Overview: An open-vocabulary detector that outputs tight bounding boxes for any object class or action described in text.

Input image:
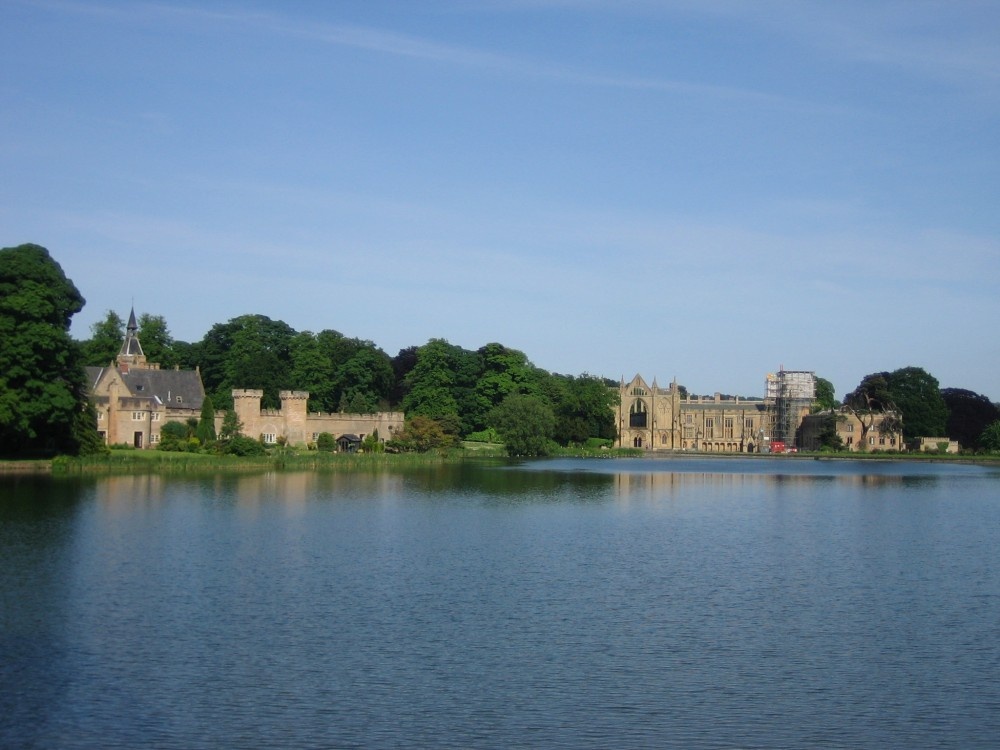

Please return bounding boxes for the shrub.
[316,432,336,452]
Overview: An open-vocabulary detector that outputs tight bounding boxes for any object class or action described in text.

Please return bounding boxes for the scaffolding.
[767,369,816,447]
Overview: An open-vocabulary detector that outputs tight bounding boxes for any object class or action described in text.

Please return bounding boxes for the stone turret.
[231,389,264,434]
[280,390,309,445]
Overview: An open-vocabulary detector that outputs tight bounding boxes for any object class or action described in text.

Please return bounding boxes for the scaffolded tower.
[766,369,816,447]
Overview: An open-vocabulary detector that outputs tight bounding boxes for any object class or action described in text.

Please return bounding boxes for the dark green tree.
[0,244,98,456]
[137,313,177,368]
[884,366,947,442]
[401,339,461,421]
[489,394,556,457]
[814,376,837,412]
[843,373,895,449]
[980,421,1000,452]
[218,408,242,442]
[79,309,124,366]
[289,332,335,412]
[941,388,1000,450]
[197,314,295,409]
[196,395,216,444]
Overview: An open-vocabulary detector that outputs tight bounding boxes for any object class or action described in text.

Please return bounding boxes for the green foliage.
[816,413,844,451]
[219,435,268,456]
[388,415,456,452]
[137,313,177,368]
[401,339,462,421]
[316,432,336,452]
[79,309,124,366]
[466,427,501,443]
[980,421,1000,453]
[489,394,556,457]
[884,366,947,441]
[158,421,195,452]
[218,409,242,442]
[196,395,216,443]
[814,377,837,411]
[361,430,384,453]
[941,388,1000,450]
[197,314,295,409]
[844,372,895,448]
[0,243,96,457]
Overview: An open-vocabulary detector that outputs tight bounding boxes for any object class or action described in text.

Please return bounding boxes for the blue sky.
[3,1,999,400]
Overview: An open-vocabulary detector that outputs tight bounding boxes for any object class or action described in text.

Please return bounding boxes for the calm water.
[2,458,999,749]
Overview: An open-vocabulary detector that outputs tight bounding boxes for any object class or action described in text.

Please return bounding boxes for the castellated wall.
[229,389,404,447]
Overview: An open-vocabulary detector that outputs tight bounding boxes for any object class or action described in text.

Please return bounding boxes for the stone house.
[86,309,404,449]
[799,409,904,452]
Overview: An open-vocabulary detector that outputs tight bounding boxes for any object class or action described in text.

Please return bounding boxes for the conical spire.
[118,306,145,361]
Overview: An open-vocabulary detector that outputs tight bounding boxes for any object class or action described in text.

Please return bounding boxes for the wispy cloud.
[20,0,827,111]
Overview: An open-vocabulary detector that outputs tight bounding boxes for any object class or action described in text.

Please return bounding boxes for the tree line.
[813,368,1000,452]
[77,308,619,457]
[4,242,999,457]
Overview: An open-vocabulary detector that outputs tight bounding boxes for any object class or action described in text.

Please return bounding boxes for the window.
[846,423,854,433]
[263,433,276,444]
[705,418,714,439]
[150,433,160,444]
[132,411,145,421]
[661,434,668,445]
[847,436,853,445]
[151,412,161,422]
[629,400,647,428]
[725,418,734,438]
[879,437,886,445]
[97,412,104,421]
[869,436,875,445]
[632,387,646,396]
[745,418,753,429]
[312,433,318,442]
[175,396,183,404]
[685,414,693,425]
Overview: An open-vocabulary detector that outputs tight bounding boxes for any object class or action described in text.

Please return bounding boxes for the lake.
[2,457,999,749]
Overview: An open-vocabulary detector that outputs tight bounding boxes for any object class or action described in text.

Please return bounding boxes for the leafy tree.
[814,377,837,412]
[941,388,1000,450]
[549,373,618,445]
[388,415,455,452]
[316,432,336,452]
[361,429,384,453]
[472,343,541,426]
[843,373,895,450]
[157,421,191,451]
[137,313,177,368]
[220,435,267,456]
[197,314,295,409]
[79,309,124,366]
[884,366,947,442]
[218,408,242,442]
[489,394,556,457]
[401,339,461,421]
[196,395,216,444]
[816,413,844,451]
[980,421,1000,453]
[0,243,98,456]
[335,346,394,412]
[289,332,335,412]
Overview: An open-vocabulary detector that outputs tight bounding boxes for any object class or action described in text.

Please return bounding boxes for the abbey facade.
[614,371,815,453]
[86,309,403,449]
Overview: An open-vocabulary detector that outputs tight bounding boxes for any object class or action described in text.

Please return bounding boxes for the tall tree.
[0,244,98,456]
[884,366,947,442]
[401,339,461,421]
[814,376,837,412]
[843,372,896,449]
[79,309,125,366]
[197,314,295,409]
[196,395,216,443]
[489,394,556,457]
[941,388,1000,450]
[137,313,177,368]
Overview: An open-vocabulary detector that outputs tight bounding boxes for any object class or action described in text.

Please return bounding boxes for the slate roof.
[122,368,205,409]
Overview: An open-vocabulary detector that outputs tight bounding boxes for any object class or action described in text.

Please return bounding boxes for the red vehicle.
[770,440,786,454]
